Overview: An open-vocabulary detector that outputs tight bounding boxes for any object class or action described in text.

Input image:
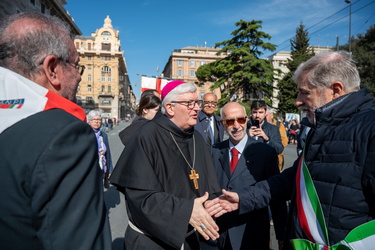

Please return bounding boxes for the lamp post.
[345,0,352,53]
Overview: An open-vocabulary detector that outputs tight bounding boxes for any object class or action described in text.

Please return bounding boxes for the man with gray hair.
[206,51,375,249]
[110,81,221,249]
[0,12,111,249]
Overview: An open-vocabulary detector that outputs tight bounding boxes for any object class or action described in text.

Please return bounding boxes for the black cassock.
[110,114,221,249]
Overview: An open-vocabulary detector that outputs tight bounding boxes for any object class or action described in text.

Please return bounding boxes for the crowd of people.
[1,11,375,250]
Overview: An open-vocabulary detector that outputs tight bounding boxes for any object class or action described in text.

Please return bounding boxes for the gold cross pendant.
[189,169,199,189]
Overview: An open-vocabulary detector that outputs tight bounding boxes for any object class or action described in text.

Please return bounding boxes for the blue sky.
[65,0,375,99]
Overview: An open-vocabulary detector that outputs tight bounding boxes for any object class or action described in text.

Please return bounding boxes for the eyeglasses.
[171,100,203,109]
[66,62,85,75]
[223,116,248,126]
[90,119,102,122]
[203,101,217,106]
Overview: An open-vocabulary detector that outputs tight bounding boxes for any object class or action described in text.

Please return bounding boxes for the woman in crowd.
[119,93,161,146]
[87,110,113,188]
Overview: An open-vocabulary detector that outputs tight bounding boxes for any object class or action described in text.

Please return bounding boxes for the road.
[105,121,299,250]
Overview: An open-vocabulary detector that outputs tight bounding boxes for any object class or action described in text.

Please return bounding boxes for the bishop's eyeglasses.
[171,100,203,109]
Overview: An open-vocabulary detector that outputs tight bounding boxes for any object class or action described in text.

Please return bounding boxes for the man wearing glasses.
[110,81,221,249]
[0,13,111,249]
[207,102,287,250]
[195,92,224,147]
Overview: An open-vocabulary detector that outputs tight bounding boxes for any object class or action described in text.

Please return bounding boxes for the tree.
[341,25,375,97]
[195,20,277,106]
[277,22,315,114]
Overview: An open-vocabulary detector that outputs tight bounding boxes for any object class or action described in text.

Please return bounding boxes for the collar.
[229,135,248,154]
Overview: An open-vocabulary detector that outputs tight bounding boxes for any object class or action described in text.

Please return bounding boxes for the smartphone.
[252,120,260,128]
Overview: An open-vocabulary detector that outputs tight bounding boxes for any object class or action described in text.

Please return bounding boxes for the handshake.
[190,190,240,241]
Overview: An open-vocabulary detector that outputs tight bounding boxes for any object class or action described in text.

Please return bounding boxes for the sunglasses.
[223,116,247,126]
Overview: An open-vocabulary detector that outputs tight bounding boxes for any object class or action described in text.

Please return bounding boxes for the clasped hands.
[190,190,239,241]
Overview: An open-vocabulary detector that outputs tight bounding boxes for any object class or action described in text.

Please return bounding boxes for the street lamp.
[345,0,352,53]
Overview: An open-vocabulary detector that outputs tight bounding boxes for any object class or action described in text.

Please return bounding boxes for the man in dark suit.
[247,100,284,155]
[195,93,224,147]
[0,13,111,249]
[211,102,287,250]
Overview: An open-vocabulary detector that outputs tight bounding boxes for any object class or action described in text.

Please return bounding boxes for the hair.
[293,51,360,92]
[136,94,161,117]
[0,12,72,79]
[87,110,102,121]
[141,89,159,99]
[250,100,267,111]
[161,82,197,114]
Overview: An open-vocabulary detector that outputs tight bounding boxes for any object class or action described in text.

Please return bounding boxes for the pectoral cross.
[189,169,199,189]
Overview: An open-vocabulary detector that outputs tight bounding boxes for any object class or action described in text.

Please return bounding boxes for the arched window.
[102,66,111,73]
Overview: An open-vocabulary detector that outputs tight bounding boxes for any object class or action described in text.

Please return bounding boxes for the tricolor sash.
[292,152,375,249]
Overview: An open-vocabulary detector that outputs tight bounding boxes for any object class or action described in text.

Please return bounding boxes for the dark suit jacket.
[211,137,287,250]
[195,111,224,147]
[0,109,111,250]
[247,120,284,154]
[101,130,113,174]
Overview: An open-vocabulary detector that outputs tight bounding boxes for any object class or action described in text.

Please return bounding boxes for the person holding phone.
[247,100,284,155]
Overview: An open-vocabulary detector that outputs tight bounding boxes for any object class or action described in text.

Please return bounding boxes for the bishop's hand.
[205,189,240,218]
[190,192,219,241]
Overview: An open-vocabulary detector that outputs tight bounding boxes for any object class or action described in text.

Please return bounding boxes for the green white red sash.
[292,152,375,249]
[0,67,86,134]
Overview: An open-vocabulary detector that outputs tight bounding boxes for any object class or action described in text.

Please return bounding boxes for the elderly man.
[0,13,111,249]
[207,51,375,249]
[195,92,224,147]
[208,102,286,250]
[110,81,221,249]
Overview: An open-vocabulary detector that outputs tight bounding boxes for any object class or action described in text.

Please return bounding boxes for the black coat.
[237,88,375,248]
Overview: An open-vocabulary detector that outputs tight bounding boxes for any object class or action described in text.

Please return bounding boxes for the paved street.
[105,121,299,250]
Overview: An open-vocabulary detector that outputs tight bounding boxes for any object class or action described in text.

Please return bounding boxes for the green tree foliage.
[341,25,375,97]
[195,20,277,106]
[277,22,315,114]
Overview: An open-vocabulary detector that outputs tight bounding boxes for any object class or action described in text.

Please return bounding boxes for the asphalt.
[105,121,299,250]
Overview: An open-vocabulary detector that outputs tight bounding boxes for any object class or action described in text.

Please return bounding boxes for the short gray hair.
[87,110,102,121]
[293,51,360,92]
[0,12,72,79]
[161,82,197,114]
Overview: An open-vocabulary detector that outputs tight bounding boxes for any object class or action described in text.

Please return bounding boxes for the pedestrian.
[206,102,287,250]
[0,12,111,249]
[87,110,113,188]
[195,92,224,147]
[119,93,161,146]
[110,81,221,249]
[288,119,299,144]
[267,108,289,171]
[206,51,375,249]
[247,100,284,155]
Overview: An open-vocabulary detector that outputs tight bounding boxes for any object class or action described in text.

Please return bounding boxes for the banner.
[141,76,173,95]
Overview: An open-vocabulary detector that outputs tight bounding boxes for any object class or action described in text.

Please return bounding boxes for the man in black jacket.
[207,51,375,249]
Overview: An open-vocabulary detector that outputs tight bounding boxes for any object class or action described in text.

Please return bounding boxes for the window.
[177,70,184,77]
[189,70,196,77]
[190,60,196,67]
[88,67,92,71]
[101,85,105,93]
[75,42,79,49]
[108,76,111,82]
[88,56,92,60]
[102,43,111,51]
[102,66,111,73]
[88,43,91,50]
[86,97,94,104]
[88,75,92,82]
[101,31,112,38]
[102,98,111,104]
[177,60,184,66]
[101,75,106,82]
[88,85,92,92]
[108,86,111,93]
[101,56,111,61]
[200,61,206,66]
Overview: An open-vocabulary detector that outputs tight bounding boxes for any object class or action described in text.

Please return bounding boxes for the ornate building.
[74,16,135,119]
[0,0,81,36]
[162,46,229,99]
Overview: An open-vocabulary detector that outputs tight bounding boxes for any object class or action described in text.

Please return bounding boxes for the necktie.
[230,147,239,173]
[207,117,214,145]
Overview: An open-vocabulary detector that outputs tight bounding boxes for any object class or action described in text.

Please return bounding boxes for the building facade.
[0,0,81,36]
[162,46,229,99]
[74,16,134,120]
